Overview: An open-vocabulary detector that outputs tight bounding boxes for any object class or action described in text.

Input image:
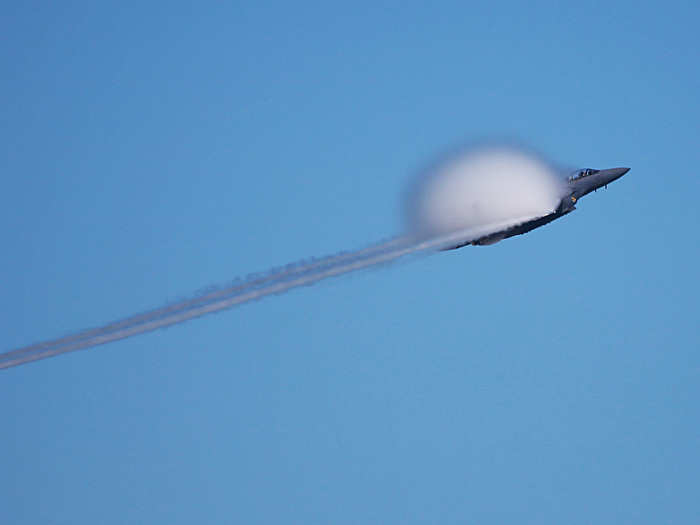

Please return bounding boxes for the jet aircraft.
[447,166,630,249]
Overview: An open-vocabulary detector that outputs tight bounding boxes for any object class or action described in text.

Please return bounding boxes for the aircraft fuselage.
[450,166,629,248]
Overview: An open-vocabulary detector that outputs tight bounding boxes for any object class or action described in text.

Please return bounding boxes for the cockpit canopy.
[568,168,599,181]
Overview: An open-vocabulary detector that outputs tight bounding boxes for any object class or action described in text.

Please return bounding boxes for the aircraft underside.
[446,207,574,249]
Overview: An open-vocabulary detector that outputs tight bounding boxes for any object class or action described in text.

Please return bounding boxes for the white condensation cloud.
[408,146,565,236]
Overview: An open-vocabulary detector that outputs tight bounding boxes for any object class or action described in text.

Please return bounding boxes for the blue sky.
[2,1,699,523]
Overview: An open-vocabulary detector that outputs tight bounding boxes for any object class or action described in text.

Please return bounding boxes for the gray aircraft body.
[449,166,630,248]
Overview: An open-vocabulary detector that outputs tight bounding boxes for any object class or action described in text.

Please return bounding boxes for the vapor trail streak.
[0,236,406,365]
[1,217,534,370]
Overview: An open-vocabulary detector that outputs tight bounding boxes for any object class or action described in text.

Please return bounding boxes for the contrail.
[0,218,533,370]
[2,236,406,365]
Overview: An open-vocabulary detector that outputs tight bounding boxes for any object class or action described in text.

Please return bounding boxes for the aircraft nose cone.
[604,167,630,183]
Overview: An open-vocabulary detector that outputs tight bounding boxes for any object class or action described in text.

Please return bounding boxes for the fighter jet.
[447,166,630,248]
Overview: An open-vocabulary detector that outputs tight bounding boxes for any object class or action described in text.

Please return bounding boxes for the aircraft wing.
[439,212,558,250]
